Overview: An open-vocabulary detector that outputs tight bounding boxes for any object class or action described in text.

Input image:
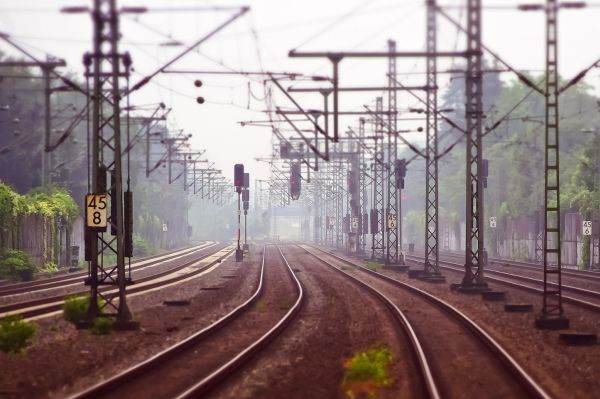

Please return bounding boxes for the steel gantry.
[423,0,444,281]
[460,0,487,291]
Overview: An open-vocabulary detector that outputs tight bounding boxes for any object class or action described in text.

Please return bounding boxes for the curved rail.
[70,243,304,399]
[298,245,441,399]
[0,243,231,319]
[0,242,215,296]
[314,246,551,399]
[406,254,600,313]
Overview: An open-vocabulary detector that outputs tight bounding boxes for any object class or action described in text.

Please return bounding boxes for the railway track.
[0,242,232,320]
[308,245,551,399]
[441,250,600,282]
[0,241,215,297]
[295,244,440,399]
[68,244,303,399]
[405,253,600,313]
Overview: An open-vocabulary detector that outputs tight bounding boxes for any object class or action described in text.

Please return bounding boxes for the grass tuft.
[90,317,114,335]
[342,346,394,398]
[364,262,381,271]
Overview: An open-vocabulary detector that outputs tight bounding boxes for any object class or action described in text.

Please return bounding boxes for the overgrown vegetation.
[342,346,394,399]
[0,315,36,354]
[0,183,79,224]
[0,249,35,281]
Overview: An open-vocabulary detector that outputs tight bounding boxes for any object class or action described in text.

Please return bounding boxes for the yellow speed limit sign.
[86,194,108,230]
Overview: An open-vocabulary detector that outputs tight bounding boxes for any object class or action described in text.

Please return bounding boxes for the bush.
[90,317,114,335]
[343,346,393,398]
[63,295,97,325]
[132,234,153,257]
[0,315,36,354]
[0,249,35,281]
[39,261,58,275]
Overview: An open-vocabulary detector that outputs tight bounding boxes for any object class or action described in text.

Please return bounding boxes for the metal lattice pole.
[538,0,568,328]
[86,0,134,325]
[461,0,487,290]
[386,40,402,265]
[423,0,443,279]
[372,97,385,260]
[359,118,368,255]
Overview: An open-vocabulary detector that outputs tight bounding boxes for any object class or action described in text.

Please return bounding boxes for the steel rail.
[175,244,304,398]
[406,254,600,313]
[449,251,600,282]
[298,245,441,399]
[314,246,552,399]
[0,243,232,319]
[69,243,303,399]
[0,242,215,296]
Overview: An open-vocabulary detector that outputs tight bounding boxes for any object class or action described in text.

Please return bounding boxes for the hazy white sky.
[1,0,600,184]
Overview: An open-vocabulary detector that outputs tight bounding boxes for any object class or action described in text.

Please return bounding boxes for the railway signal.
[243,172,250,252]
[234,163,244,262]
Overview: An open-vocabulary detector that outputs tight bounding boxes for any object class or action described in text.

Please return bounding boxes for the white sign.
[583,220,592,236]
[162,223,168,232]
[490,216,497,229]
[387,214,397,229]
[86,194,108,229]
[351,217,359,230]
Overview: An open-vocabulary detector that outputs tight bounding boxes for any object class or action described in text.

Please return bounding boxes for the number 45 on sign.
[583,220,592,236]
[86,194,108,229]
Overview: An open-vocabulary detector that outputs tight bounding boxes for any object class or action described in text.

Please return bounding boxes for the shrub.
[90,317,114,335]
[63,295,95,325]
[0,249,35,281]
[132,234,153,257]
[343,346,393,398]
[0,315,36,354]
[39,261,58,275]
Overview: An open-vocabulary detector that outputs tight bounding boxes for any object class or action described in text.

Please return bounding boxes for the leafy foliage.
[0,315,36,354]
[0,182,79,223]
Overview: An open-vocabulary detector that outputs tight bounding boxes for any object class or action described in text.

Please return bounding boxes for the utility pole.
[372,97,385,261]
[422,0,445,282]
[459,0,487,292]
[538,0,569,329]
[84,0,136,328]
[386,40,403,267]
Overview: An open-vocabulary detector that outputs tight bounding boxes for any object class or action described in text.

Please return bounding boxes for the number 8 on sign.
[86,194,108,230]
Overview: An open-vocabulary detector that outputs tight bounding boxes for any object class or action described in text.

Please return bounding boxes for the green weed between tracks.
[342,346,394,399]
[364,262,381,271]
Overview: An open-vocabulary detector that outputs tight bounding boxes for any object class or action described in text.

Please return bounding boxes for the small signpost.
[583,220,592,236]
[387,214,397,230]
[85,193,107,229]
[490,216,497,229]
